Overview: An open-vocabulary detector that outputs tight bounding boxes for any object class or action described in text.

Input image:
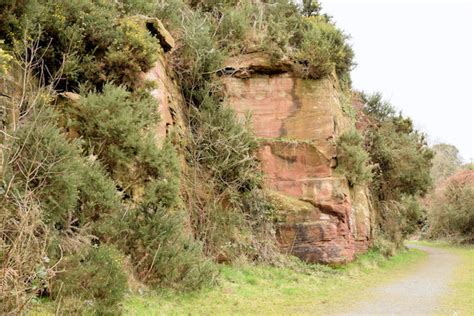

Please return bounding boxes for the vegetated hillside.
[0,0,432,313]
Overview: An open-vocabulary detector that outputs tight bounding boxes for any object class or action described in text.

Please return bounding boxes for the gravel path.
[339,244,461,315]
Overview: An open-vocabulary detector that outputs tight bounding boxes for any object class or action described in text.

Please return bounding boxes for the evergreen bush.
[362,92,433,246]
[1,0,159,90]
[6,106,83,225]
[51,245,128,315]
[336,129,373,186]
[295,16,354,79]
[63,84,159,190]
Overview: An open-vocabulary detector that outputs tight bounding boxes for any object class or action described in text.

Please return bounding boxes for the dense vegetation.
[0,0,356,312]
[0,0,441,314]
[355,92,433,251]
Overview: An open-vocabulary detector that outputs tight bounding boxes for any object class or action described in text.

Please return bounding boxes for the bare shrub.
[0,196,56,314]
[426,170,474,243]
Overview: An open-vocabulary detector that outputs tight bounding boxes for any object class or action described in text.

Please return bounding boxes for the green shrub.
[102,17,161,86]
[77,159,122,235]
[294,16,354,79]
[6,106,83,225]
[63,84,159,190]
[362,92,396,122]
[51,245,128,315]
[0,86,122,312]
[191,98,261,193]
[173,10,225,103]
[217,3,252,52]
[336,129,373,186]
[5,101,123,233]
[260,0,303,61]
[2,0,159,90]
[367,118,433,200]
[398,195,426,236]
[147,0,188,30]
[301,0,322,17]
[186,94,278,262]
[362,92,433,246]
[62,84,215,287]
[376,195,425,245]
[119,205,216,290]
[115,142,216,289]
[372,235,397,257]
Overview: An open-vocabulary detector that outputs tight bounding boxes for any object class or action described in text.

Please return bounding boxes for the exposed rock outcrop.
[142,53,186,147]
[132,16,175,52]
[223,54,373,263]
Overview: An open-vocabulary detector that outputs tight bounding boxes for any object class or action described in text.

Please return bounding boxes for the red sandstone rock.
[142,54,186,147]
[224,54,372,264]
[258,141,332,196]
[223,75,350,162]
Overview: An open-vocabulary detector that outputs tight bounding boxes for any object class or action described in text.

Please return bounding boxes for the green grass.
[124,248,427,315]
[411,240,474,315]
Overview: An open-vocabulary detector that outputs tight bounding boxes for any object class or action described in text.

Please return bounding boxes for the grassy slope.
[124,249,427,315]
[411,240,474,315]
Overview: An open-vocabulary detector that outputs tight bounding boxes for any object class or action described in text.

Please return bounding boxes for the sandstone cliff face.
[142,53,187,148]
[223,54,372,263]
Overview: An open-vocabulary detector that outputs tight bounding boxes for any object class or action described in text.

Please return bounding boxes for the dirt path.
[338,244,461,315]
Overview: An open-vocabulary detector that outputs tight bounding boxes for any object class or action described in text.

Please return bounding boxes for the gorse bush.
[367,117,433,200]
[186,97,277,262]
[112,140,216,290]
[361,92,433,246]
[0,56,212,314]
[172,11,225,104]
[62,84,160,190]
[77,159,121,236]
[0,91,123,313]
[295,16,354,80]
[51,245,128,315]
[169,0,353,98]
[362,92,396,122]
[119,205,216,289]
[0,0,160,90]
[191,99,260,193]
[6,106,83,226]
[5,103,122,230]
[336,128,373,186]
[63,85,215,288]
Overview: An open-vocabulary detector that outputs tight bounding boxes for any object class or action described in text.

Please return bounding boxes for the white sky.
[319,0,474,162]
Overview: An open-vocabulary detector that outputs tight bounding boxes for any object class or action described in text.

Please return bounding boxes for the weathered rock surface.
[223,54,372,263]
[143,53,186,146]
[132,16,175,52]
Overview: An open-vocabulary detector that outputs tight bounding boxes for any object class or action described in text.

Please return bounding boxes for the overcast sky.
[319,0,473,162]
